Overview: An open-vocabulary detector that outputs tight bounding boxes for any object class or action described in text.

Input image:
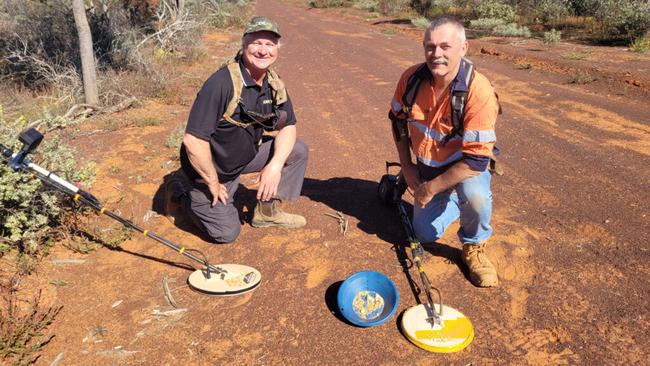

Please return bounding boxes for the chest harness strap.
[391,58,475,146]
[220,53,288,129]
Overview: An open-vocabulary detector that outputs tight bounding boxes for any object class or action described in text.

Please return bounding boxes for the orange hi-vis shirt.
[390,63,499,169]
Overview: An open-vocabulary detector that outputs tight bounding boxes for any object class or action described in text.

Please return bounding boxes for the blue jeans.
[413,170,493,244]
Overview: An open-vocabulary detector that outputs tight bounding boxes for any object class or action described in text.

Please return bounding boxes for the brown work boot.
[164,174,188,219]
[462,243,499,288]
[251,199,306,228]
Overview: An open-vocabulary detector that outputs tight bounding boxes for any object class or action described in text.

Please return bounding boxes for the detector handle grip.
[0,143,13,161]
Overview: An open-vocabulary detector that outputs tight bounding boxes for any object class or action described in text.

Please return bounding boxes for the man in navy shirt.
[167,16,308,243]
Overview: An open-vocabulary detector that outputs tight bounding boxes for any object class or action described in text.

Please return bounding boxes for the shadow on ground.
[74,224,197,272]
[151,172,260,243]
[302,176,469,296]
[324,281,355,326]
[150,174,470,297]
[302,176,403,242]
[372,18,413,25]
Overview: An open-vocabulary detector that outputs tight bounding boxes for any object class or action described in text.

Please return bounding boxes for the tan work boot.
[462,243,499,288]
[251,200,306,228]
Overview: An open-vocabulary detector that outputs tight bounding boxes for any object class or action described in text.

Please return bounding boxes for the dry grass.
[569,71,596,84]
[0,288,61,365]
[565,51,591,60]
[630,36,650,53]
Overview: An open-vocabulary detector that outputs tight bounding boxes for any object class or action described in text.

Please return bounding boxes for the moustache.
[432,58,448,65]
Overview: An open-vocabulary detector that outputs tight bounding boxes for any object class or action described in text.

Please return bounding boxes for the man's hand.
[256,124,295,202]
[414,181,436,208]
[196,178,228,206]
[257,161,282,201]
[184,133,226,206]
[209,181,229,206]
[412,161,481,208]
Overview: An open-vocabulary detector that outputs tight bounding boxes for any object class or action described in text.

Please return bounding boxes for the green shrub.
[0,0,216,96]
[0,106,96,272]
[412,17,431,29]
[410,0,457,18]
[307,0,351,8]
[536,0,571,24]
[198,0,254,28]
[565,51,590,60]
[516,62,533,69]
[352,0,379,12]
[492,23,532,37]
[410,0,427,15]
[0,290,61,365]
[630,37,650,53]
[544,28,562,44]
[380,26,398,34]
[469,17,507,31]
[568,0,601,16]
[167,125,185,150]
[0,0,143,87]
[474,0,516,23]
[351,0,408,15]
[135,117,161,127]
[0,0,83,94]
[376,0,410,15]
[428,0,457,18]
[569,71,595,84]
[595,0,650,41]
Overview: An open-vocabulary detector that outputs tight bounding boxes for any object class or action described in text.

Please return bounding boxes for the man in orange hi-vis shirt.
[388,16,500,287]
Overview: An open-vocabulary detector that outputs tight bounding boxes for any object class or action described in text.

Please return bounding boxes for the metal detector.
[378,162,473,353]
[0,128,261,296]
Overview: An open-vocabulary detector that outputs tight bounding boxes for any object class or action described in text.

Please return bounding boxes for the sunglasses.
[238,101,287,130]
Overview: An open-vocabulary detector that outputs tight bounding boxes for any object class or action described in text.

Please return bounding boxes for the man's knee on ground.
[206,225,241,244]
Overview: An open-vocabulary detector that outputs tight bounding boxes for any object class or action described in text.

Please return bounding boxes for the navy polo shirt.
[180,59,296,182]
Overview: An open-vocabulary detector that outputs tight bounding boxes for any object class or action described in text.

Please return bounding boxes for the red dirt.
[5,0,649,365]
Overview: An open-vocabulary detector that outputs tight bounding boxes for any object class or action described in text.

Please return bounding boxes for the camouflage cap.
[243,16,281,38]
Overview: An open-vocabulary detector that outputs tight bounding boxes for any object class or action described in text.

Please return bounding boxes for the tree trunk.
[72,0,99,106]
[177,0,185,13]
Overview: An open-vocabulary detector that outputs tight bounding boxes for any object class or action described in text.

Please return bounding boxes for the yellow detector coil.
[401,303,474,353]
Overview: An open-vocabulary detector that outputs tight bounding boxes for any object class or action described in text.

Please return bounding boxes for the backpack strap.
[390,63,430,142]
[220,54,288,129]
[441,57,474,146]
[267,69,288,105]
[401,63,431,114]
[222,61,249,128]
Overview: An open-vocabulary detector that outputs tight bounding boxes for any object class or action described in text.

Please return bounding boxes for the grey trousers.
[181,138,308,243]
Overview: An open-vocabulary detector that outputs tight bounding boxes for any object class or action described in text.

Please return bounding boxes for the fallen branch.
[151,308,187,317]
[96,349,139,357]
[162,276,179,308]
[49,352,64,366]
[26,96,139,133]
[324,211,349,235]
[50,259,87,265]
[63,103,99,119]
[102,96,139,115]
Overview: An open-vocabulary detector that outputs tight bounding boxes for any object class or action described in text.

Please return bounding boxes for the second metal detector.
[378,162,474,353]
[1,128,260,296]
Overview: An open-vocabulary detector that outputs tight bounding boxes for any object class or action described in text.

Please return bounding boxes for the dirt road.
[28,0,649,364]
